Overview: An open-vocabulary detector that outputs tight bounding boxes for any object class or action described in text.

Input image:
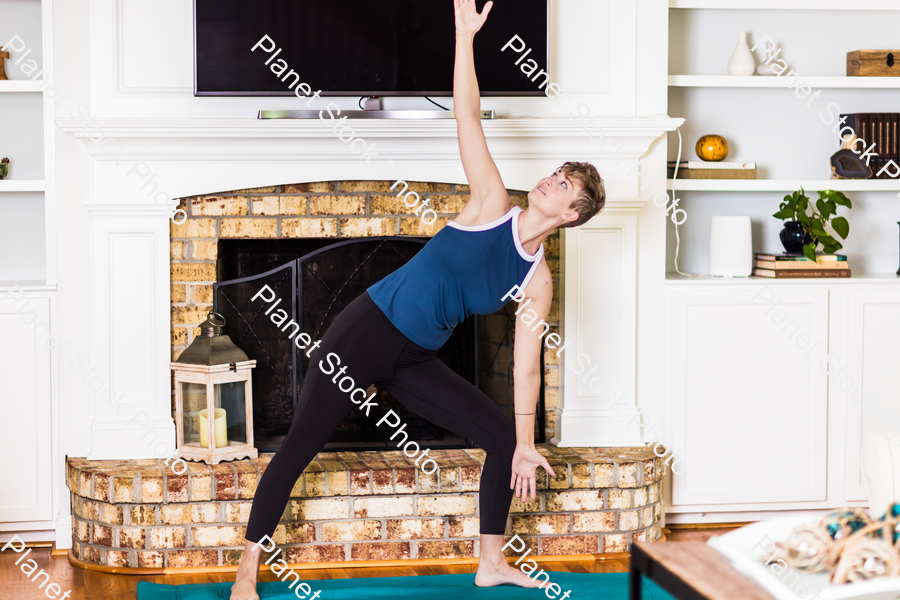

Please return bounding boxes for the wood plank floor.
[1,528,737,599]
[1,549,628,600]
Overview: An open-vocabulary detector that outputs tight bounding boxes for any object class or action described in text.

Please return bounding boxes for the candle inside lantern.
[199,408,228,448]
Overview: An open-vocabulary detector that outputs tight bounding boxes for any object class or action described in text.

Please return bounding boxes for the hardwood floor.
[2,526,742,599]
[1,548,629,600]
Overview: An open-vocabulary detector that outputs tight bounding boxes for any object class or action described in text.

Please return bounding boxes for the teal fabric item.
[137,572,676,600]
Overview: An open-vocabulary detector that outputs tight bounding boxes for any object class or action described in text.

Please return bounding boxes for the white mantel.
[57,117,677,200]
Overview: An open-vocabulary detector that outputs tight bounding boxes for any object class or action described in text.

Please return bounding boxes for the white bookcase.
[0,0,60,542]
[666,3,900,275]
[0,0,56,286]
[663,2,900,522]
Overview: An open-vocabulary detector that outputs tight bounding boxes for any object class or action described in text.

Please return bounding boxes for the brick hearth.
[66,446,666,569]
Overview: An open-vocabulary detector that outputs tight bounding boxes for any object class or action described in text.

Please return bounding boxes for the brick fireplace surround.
[65,180,667,570]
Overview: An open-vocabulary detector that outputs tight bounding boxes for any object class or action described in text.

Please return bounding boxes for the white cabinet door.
[838,288,900,503]
[0,295,52,522]
[668,285,829,507]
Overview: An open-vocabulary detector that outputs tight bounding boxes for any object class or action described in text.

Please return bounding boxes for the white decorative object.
[709,516,900,600]
[708,215,752,277]
[728,31,756,76]
[171,312,258,465]
[861,430,900,520]
[757,47,780,76]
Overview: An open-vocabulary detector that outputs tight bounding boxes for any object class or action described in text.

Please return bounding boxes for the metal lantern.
[171,312,257,465]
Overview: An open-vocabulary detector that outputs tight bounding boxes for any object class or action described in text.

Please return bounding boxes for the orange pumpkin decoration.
[696,135,729,162]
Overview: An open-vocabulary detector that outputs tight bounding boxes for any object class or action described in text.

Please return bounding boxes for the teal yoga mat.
[137,572,675,600]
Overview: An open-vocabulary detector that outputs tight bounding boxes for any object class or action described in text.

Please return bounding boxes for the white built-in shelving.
[666,3,900,275]
[0,179,46,192]
[665,273,900,284]
[669,75,900,88]
[0,0,56,285]
[664,0,900,524]
[0,80,45,93]
[667,179,900,192]
[670,0,900,9]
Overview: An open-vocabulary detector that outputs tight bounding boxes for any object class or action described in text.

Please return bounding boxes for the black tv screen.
[194,0,549,96]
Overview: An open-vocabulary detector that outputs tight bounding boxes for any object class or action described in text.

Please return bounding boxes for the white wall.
[52,0,95,543]
[0,193,45,282]
[1,1,44,80]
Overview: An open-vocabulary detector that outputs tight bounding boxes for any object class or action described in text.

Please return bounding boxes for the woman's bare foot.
[230,577,259,600]
[474,554,543,588]
[230,540,264,600]
[474,533,543,588]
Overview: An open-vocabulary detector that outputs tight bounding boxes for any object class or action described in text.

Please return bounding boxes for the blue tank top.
[367,206,544,351]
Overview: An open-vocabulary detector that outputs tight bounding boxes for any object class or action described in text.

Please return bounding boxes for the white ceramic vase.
[727,31,756,76]
[757,47,779,75]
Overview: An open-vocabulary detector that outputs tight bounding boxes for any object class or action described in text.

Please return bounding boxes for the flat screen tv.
[194,0,549,97]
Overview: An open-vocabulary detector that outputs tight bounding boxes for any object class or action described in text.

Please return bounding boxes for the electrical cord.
[425,96,450,111]
[669,127,696,277]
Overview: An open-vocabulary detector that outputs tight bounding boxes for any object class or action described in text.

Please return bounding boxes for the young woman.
[230,1,605,597]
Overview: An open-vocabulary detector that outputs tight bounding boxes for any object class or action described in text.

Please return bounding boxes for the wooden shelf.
[0,80,44,93]
[667,179,900,192]
[0,180,45,192]
[669,75,900,88]
[670,0,900,9]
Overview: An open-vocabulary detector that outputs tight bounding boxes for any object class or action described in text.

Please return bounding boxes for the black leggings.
[245,292,517,541]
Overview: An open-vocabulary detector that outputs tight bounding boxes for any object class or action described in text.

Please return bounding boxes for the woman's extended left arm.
[510,261,557,501]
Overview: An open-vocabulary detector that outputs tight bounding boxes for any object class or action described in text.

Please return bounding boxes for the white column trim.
[87,211,175,459]
[553,208,644,447]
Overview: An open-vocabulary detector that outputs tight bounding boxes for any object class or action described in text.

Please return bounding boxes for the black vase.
[780,221,813,254]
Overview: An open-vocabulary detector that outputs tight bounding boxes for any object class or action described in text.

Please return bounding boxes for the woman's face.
[528,168,581,221]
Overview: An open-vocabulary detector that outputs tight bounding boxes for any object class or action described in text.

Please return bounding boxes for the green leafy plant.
[773,187,852,261]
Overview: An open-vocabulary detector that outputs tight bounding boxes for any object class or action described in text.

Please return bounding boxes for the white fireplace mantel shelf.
[57,116,682,141]
[56,116,682,201]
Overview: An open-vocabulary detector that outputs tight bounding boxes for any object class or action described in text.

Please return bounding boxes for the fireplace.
[212,235,545,452]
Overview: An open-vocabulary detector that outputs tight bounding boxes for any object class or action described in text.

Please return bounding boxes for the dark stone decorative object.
[780,221,813,254]
[830,149,873,179]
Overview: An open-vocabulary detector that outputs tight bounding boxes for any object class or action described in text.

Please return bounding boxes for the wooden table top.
[633,541,778,600]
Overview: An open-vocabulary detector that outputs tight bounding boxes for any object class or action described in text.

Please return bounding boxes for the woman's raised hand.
[454,0,493,38]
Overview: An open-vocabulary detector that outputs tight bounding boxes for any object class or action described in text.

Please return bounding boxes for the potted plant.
[0,157,8,180]
[772,187,851,261]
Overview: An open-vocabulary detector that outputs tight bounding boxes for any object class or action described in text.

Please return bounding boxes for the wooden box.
[847,50,900,76]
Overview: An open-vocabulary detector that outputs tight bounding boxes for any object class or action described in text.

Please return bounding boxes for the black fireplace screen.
[213,236,544,452]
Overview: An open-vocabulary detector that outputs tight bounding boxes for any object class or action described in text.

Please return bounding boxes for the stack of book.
[838,114,897,178]
[667,161,757,180]
[753,253,851,278]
